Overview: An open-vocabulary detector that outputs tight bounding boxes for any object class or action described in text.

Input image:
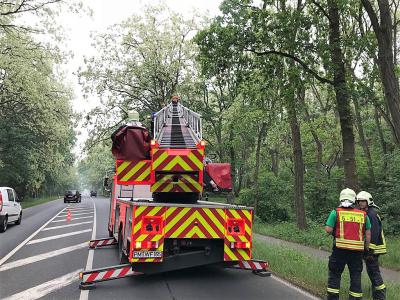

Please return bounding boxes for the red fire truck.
[79,99,269,288]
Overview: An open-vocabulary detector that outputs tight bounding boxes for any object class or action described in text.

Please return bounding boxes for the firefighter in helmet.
[356,191,387,300]
[325,188,371,300]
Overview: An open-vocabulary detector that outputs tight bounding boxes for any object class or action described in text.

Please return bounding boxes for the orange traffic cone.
[67,209,72,222]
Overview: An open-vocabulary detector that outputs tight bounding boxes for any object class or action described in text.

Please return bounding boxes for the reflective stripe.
[374,249,387,254]
[327,288,339,294]
[349,291,363,297]
[375,284,386,290]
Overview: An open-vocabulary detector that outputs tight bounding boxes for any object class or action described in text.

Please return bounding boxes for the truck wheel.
[0,216,7,233]
[15,213,22,225]
[118,231,129,264]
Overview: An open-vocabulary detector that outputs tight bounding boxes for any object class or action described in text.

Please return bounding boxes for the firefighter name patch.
[133,251,162,258]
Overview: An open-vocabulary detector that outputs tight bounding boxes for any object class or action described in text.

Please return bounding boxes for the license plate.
[133,251,162,258]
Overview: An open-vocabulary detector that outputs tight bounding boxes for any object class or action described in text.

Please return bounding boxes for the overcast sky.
[53,0,222,155]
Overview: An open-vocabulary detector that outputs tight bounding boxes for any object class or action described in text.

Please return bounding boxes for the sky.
[54,0,222,156]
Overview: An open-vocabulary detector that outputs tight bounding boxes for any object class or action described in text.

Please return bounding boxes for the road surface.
[0,196,319,300]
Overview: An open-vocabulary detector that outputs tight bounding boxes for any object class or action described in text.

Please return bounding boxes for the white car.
[0,187,22,232]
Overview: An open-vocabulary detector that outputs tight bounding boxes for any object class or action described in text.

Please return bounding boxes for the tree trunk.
[253,122,268,213]
[228,124,236,195]
[361,0,400,145]
[328,0,359,190]
[286,81,306,230]
[374,106,388,176]
[353,97,376,187]
[269,148,279,176]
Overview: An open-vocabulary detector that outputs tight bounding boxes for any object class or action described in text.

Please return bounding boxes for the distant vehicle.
[0,187,22,232]
[90,190,97,197]
[64,190,81,203]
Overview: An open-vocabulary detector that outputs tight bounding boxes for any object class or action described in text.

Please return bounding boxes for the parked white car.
[0,187,22,232]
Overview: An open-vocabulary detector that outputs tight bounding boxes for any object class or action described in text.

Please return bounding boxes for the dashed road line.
[0,207,66,266]
[56,212,93,217]
[2,269,82,300]
[27,229,92,245]
[79,198,97,300]
[43,221,93,231]
[0,243,87,272]
[51,216,93,223]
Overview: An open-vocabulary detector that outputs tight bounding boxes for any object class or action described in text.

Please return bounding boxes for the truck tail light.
[226,218,245,236]
[230,241,251,249]
[135,241,159,249]
[141,216,163,234]
[0,193,2,212]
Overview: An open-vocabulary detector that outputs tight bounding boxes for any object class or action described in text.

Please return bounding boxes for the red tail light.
[134,241,159,249]
[226,218,245,236]
[141,216,163,234]
[0,193,2,212]
[230,241,251,249]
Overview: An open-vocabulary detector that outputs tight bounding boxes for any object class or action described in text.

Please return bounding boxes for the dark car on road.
[90,190,97,197]
[64,190,81,203]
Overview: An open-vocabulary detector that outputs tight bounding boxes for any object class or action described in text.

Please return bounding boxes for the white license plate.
[133,251,162,258]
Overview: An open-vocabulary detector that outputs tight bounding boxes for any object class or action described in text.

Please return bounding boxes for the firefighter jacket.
[367,207,387,255]
[334,208,367,251]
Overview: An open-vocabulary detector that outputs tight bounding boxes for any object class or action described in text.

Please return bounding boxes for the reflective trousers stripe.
[349,291,363,297]
[327,287,339,294]
[375,284,386,290]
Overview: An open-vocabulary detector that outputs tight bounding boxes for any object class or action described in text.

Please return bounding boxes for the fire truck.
[79,99,269,288]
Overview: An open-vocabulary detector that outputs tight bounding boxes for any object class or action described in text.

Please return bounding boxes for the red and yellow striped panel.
[116,160,152,185]
[152,149,204,172]
[131,206,165,263]
[224,209,252,261]
[151,173,203,193]
[165,207,225,239]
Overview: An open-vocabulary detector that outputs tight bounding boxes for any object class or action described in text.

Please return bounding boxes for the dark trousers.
[327,248,363,300]
[365,254,386,299]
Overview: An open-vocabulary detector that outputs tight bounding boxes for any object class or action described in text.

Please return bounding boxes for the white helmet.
[339,188,356,208]
[128,110,140,122]
[357,191,379,209]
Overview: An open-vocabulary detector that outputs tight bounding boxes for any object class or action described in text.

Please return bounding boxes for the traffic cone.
[67,209,72,222]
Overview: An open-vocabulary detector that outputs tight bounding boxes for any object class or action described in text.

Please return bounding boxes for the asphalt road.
[0,196,319,300]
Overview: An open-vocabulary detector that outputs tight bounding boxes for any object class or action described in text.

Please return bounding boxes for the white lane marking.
[27,229,92,245]
[2,269,82,300]
[56,212,93,218]
[0,207,66,266]
[43,221,93,231]
[51,216,92,223]
[271,275,322,300]
[79,198,97,300]
[0,243,87,272]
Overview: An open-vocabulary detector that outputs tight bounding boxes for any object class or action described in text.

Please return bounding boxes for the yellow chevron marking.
[164,156,191,171]
[121,161,146,181]
[224,245,239,260]
[187,152,203,169]
[237,249,251,260]
[135,206,148,217]
[162,184,174,192]
[242,209,252,221]
[169,211,219,238]
[198,149,204,155]
[187,226,206,238]
[176,181,192,192]
[153,151,169,169]
[151,175,173,191]
[226,235,236,242]
[136,166,151,181]
[165,207,191,232]
[117,161,131,174]
[218,209,226,221]
[134,221,142,234]
[153,149,158,155]
[182,175,202,191]
[204,209,225,234]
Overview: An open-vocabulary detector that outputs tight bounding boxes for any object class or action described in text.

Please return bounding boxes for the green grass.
[253,240,400,299]
[21,195,60,209]
[253,221,400,271]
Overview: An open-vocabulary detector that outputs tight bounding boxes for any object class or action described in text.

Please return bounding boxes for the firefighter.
[356,191,387,300]
[325,188,371,300]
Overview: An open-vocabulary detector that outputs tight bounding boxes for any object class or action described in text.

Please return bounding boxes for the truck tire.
[118,230,129,264]
[15,213,22,225]
[0,216,7,233]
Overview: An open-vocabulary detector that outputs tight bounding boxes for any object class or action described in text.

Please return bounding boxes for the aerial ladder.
[79,97,269,289]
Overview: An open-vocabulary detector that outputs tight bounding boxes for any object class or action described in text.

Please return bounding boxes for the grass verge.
[21,195,60,209]
[253,240,400,300]
[253,221,400,271]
